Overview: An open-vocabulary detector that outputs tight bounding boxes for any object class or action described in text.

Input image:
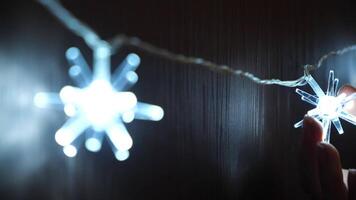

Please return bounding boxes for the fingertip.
[338,85,355,96]
[338,85,356,116]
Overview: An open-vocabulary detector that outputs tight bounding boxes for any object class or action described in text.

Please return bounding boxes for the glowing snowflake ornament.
[34,44,164,161]
[295,70,356,143]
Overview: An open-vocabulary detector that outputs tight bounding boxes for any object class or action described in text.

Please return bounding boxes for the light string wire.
[37,0,356,88]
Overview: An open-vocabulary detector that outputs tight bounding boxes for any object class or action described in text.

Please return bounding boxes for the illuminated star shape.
[295,70,356,143]
[34,44,164,161]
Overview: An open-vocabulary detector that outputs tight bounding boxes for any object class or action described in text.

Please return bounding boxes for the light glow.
[85,137,102,152]
[295,70,356,143]
[346,101,355,110]
[34,93,49,108]
[115,150,130,161]
[35,47,164,160]
[63,145,77,157]
[64,104,76,117]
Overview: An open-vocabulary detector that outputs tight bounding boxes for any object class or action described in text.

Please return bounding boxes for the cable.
[36,0,356,88]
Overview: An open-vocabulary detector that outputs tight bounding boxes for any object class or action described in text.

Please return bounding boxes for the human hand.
[300,85,356,200]
[301,116,348,199]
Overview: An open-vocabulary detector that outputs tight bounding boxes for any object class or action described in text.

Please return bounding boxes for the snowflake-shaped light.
[34,43,164,161]
[295,70,356,143]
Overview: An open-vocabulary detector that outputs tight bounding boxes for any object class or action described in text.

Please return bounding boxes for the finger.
[317,143,347,200]
[339,85,356,96]
[301,116,323,199]
[348,169,356,200]
[338,85,356,116]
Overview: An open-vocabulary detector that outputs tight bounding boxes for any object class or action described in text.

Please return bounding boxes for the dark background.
[0,0,356,199]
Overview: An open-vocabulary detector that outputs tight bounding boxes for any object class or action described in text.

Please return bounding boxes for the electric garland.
[294,71,356,143]
[35,0,356,160]
[35,48,164,160]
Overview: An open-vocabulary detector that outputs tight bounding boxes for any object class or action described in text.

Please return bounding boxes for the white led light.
[295,70,356,143]
[64,104,76,117]
[59,85,78,103]
[134,103,164,121]
[85,137,102,152]
[316,95,340,119]
[33,92,49,108]
[126,71,138,83]
[147,105,164,121]
[122,110,135,123]
[35,47,164,160]
[115,150,129,161]
[69,65,81,77]
[63,145,77,157]
[66,47,80,60]
[96,46,110,58]
[127,53,140,66]
[55,129,69,146]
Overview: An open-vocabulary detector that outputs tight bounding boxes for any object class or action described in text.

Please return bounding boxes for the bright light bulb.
[59,85,77,103]
[295,70,356,143]
[55,129,70,146]
[122,111,135,123]
[64,104,76,117]
[316,95,341,119]
[126,71,138,83]
[66,47,80,60]
[96,45,110,58]
[107,123,133,151]
[148,106,164,121]
[77,80,137,131]
[34,92,49,108]
[115,150,129,161]
[85,138,102,152]
[35,49,164,160]
[69,65,81,77]
[63,145,77,157]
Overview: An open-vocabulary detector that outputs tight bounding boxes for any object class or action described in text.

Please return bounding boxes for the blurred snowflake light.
[34,44,164,161]
[295,70,356,143]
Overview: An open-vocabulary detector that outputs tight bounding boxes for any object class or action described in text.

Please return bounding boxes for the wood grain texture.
[0,0,356,199]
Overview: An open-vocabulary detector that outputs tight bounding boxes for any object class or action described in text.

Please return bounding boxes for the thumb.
[301,116,323,199]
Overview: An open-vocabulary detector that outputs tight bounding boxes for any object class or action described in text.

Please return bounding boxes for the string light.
[294,70,356,143]
[35,46,164,160]
[36,0,356,89]
[35,0,356,157]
